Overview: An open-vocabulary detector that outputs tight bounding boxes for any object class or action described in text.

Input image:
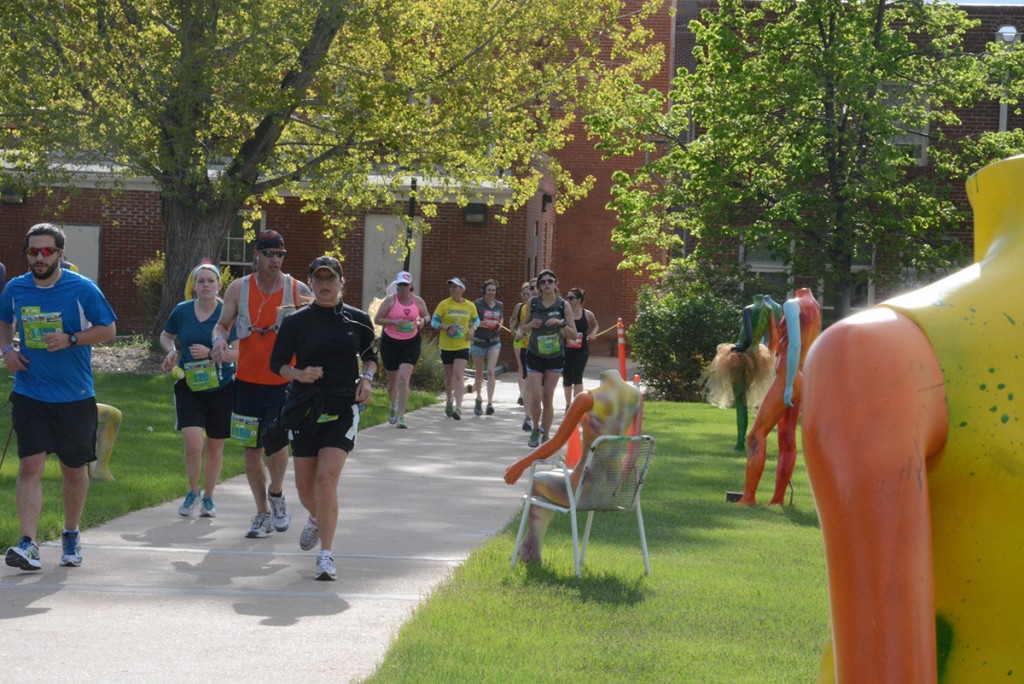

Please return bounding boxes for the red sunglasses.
[25,246,60,257]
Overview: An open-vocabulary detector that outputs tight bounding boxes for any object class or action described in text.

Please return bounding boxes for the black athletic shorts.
[290,403,359,456]
[380,333,422,371]
[233,380,288,449]
[525,351,564,374]
[440,348,470,365]
[174,380,234,439]
[11,392,98,468]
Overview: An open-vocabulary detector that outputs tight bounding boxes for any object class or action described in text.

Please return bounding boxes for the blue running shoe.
[199,496,217,517]
[60,530,82,567]
[178,490,200,516]
[6,536,41,571]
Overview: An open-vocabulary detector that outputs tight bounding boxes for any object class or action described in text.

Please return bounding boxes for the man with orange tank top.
[212,230,310,539]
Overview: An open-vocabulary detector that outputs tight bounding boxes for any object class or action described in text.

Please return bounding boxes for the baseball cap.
[393,271,413,287]
[447,277,466,290]
[254,230,286,251]
[309,255,343,278]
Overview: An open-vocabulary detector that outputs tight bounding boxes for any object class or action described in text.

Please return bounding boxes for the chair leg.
[570,507,582,578]
[636,502,651,575]
[511,496,532,569]
[580,510,595,569]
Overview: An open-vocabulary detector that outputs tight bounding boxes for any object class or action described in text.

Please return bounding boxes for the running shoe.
[517,396,524,406]
[452,407,462,420]
[474,398,483,416]
[268,492,291,532]
[528,429,542,448]
[522,418,533,432]
[199,496,217,517]
[299,517,320,551]
[60,530,82,567]
[445,399,453,417]
[245,512,272,538]
[486,403,494,415]
[178,490,200,517]
[6,536,41,571]
[542,434,549,444]
[396,416,408,429]
[388,406,398,425]
[315,551,337,581]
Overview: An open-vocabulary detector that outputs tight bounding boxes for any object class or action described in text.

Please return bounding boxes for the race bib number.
[395,320,416,334]
[184,359,219,392]
[21,307,63,350]
[231,413,260,447]
[536,333,563,357]
[566,333,583,349]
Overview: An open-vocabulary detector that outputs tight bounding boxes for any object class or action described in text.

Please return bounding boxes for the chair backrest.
[574,435,655,512]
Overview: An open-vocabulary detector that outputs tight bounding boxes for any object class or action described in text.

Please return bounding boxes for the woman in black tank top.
[562,287,599,409]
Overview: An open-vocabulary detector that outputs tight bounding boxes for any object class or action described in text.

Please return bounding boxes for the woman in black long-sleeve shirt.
[270,256,378,581]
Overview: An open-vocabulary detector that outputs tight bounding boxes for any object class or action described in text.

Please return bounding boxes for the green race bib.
[536,332,562,357]
[230,413,259,447]
[184,359,219,392]
[21,307,62,350]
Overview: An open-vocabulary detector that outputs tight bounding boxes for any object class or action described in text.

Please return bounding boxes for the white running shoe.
[299,517,320,551]
[245,512,272,538]
[268,493,291,532]
[315,552,337,581]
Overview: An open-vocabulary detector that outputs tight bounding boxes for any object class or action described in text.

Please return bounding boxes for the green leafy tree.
[0,0,663,329]
[590,0,986,318]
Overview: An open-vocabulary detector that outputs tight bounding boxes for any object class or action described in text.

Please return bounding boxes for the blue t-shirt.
[0,270,117,403]
[163,299,236,391]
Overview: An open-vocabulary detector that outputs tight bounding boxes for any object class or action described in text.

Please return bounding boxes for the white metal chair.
[510,434,656,577]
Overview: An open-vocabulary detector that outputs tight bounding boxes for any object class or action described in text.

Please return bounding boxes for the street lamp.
[996,25,1019,132]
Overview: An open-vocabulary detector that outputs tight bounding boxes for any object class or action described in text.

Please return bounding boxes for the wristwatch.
[68,333,78,346]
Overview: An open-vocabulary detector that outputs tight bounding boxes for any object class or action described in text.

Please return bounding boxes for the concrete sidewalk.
[0,353,635,682]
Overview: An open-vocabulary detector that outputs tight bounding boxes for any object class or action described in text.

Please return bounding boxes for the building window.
[741,238,791,298]
[883,84,929,165]
[219,213,264,278]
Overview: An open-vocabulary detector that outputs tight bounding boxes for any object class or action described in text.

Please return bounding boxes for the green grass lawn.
[364,402,830,683]
[0,372,830,681]
[0,371,436,544]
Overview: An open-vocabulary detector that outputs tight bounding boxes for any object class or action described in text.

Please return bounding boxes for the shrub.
[410,334,445,394]
[134,253,235,332]
[629,280,738,401]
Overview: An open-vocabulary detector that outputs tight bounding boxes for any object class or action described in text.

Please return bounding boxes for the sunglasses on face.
[25,246,60,257]
[566,296,579,301]
[538,278,555,285]
[260,249,287,259]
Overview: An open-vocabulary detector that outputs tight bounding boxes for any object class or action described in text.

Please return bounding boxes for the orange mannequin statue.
[504,369,643,563]
[702,294,780,450]
[736,287,820,505]
[802,155,1024,682]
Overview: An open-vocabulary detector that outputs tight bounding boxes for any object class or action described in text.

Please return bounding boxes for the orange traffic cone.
[565,425,583,467]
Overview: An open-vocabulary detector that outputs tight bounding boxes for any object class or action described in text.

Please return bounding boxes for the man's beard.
[32,261,58,282]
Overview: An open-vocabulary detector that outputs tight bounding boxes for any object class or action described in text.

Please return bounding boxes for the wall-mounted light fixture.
[465,203,487,224]
[996,25,1019,44]
[996,26,1019,132]
[1,188,23,205]
[541,193,553,213]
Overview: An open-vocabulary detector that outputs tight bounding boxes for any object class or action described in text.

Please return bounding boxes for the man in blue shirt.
[0,223,117,571]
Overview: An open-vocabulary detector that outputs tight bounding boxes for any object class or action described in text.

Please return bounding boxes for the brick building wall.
[552,0,677,356]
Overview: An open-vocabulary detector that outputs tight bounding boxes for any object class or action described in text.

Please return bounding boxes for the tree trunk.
[149,197,239,335]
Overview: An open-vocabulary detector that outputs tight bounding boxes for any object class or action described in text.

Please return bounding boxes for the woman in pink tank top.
[373,271,429,428]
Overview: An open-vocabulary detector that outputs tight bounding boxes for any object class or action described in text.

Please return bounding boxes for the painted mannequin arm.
[504,392,594,484]
[733,306,754,352]
[783,299,801,406]
[801,308,947,683]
